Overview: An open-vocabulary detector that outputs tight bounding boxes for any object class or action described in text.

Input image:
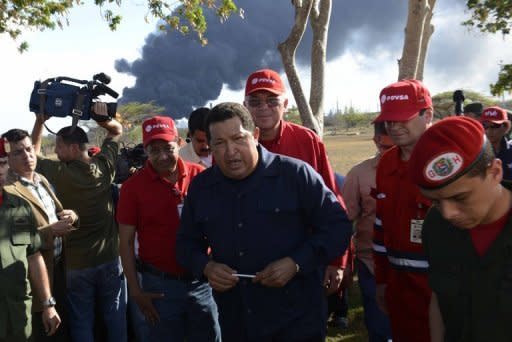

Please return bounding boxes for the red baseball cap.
[409,116,486,189]
[480,106,509,124]
[373,79,432,122]
[142,116,178,147]
[0,138,6,158]
[245,69,285,96]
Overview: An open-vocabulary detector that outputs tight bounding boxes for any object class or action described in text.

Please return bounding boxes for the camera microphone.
[453,90,465,116]
[93,72,111,85]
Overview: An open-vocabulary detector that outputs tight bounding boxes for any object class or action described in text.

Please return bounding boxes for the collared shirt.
[176,146,352,339]
[117,158,204,275]
[179,142,212,168]
[19,173,61,257]
[341,154,381,274]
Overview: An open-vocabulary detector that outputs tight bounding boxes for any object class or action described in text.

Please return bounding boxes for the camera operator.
[31,103,127,342]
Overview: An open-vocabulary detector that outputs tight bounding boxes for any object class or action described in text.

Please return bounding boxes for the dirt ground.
[324,132,376,176]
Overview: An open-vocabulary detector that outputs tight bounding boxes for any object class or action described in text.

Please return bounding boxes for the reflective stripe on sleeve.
[387,256,429,272]
[373,242,387,255]
[374,217,383,231]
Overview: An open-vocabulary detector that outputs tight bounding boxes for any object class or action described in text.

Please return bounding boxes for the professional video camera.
[115,143,147,184]
[29,73,119,129]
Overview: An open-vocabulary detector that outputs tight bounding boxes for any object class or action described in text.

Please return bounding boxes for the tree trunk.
[278,0,320,135]
[398,0,435,81]
[416,0,436,80]
[309,0,331,137]
[279,0,331,138]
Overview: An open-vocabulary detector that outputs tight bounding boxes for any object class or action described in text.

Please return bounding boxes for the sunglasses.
[482,122,505,129]
[246,97,283,108]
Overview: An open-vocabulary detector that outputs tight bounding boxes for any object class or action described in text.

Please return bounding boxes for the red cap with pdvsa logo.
[245,69,286,96]
[409,116,486,189]
[480,106,509,124]
[142,116,178,147]
[373,79,432,123]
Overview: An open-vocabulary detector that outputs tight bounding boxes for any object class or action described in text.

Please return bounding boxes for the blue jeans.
[66,258,127,342]
[141,272,221,341]
[127,272,149,342]
[356,259,392,342]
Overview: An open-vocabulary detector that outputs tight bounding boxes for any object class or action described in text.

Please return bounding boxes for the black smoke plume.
[116,0,410,118]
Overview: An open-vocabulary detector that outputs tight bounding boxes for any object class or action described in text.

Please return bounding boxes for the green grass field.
[324,132,375,341]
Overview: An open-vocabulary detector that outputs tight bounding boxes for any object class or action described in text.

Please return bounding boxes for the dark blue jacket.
[497,137,512,181]
[176,146,352,340]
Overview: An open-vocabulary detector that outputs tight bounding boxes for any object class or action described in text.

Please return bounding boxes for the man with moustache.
[117,116,220,341]
[179,107,212,167]
[177,102,352,341]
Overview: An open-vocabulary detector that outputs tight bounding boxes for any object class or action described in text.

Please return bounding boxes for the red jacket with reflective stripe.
[374,146,432,341]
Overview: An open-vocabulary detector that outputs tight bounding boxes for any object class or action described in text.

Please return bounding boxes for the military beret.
[409,116,486,189]
[0,138,7,158]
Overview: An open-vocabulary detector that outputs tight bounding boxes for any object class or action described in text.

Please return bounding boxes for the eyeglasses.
[482,122,505,130]
[246,97,283,108]
[147,145,177,156]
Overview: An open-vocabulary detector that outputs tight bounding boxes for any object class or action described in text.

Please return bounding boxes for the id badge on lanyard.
[410,202,425,244]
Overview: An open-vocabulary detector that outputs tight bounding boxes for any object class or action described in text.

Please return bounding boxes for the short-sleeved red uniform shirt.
[117,158,204,275]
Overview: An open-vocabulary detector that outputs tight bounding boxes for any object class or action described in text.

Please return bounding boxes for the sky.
[1,0,511,134]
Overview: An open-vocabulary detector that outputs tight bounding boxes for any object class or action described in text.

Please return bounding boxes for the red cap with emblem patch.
[373,79,432,123]
[409,116,486,189]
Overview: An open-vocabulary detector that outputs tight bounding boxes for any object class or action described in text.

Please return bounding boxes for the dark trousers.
[356,259,392,342]
[31,256,70,342]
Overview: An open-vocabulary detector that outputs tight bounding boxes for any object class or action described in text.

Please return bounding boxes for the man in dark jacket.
[176,102,352,341]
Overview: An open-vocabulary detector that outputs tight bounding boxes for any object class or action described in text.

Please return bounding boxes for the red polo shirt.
[117,158,204,275]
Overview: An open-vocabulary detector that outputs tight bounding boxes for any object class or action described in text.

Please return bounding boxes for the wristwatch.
[41,296,56,308]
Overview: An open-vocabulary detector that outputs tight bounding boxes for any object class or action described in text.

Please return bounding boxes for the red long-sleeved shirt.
[260,120,349,268]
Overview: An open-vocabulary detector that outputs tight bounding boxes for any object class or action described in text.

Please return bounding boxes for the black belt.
[138,261,195,281]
